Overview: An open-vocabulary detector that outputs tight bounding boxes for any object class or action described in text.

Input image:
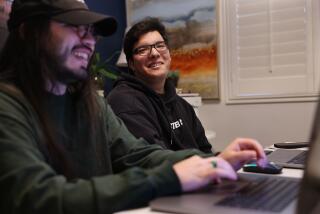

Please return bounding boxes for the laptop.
[150,104,320,214]
[266,148,308,169]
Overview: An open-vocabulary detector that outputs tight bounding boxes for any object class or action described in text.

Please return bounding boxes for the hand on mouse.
[243,161,283,174]
[218,138,268,171]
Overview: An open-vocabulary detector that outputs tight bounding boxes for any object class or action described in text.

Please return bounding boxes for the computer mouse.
[243,161,283,174]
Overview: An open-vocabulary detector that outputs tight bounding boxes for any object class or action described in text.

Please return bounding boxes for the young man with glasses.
[108,18,265,165]
[0,1,267,213]
[108,18,214,153]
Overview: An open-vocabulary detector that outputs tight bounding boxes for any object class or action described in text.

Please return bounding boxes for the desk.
[116,167,304,214]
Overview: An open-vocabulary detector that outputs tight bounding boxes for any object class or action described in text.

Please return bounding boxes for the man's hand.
[218,138,267,171]
[173,155,237,192]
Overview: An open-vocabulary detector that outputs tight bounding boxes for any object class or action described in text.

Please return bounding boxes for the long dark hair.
[0,17,101,178]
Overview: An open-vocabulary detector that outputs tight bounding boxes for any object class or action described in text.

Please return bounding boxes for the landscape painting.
[126,0,218,99]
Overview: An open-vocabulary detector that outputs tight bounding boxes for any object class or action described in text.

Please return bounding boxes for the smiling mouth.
[73,51,89,61]
[148,62,163,68]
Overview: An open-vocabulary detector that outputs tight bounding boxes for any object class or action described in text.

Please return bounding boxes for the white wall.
[199,101,317,151]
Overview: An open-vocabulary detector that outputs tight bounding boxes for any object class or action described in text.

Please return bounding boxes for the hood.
[113,73,178,104]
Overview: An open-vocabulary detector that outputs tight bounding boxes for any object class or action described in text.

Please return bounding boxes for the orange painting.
[126,0,218,99]
[170,44,218,98]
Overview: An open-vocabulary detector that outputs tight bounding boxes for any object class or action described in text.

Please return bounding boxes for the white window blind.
[222,0,319,103]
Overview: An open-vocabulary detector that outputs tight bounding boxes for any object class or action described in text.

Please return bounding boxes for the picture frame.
[125,0,219,99]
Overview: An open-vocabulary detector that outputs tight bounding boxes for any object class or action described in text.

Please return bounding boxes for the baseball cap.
[7,0,117,36]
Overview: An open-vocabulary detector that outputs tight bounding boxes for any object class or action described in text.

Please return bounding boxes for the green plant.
[167,70,180,87]
[90,52,120,89]
[167,70,180,79]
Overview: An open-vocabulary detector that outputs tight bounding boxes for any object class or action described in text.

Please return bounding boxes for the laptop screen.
[297,101,320,213]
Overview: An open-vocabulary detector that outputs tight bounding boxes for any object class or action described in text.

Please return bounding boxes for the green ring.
[211,160,217,168]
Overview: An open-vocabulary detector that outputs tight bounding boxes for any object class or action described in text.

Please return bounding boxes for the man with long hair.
[0,0,267,213]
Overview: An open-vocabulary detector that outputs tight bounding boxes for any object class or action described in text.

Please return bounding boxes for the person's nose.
[78,25,96,45]
[82,32,96,47]
[81,30,96,48]
[80,38,95,55]
[149,45,160,57]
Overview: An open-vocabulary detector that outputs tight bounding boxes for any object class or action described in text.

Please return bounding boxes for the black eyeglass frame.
[58,22,100,41]
[133,41,169,56]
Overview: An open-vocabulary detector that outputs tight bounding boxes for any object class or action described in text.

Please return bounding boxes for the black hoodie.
[107,73,212,153]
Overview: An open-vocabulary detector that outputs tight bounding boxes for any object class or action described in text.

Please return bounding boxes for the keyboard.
[216,177,300,212]
[287,151,307,165]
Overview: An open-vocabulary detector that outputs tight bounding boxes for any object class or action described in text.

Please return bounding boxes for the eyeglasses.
[133,41,168,56]
[62,23,99,40]
[76,25,97,38]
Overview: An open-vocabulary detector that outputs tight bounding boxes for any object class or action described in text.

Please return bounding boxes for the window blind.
[224,0,318,102]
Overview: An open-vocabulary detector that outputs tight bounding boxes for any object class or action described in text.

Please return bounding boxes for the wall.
[86,0,126,63]
[199,101,317,151]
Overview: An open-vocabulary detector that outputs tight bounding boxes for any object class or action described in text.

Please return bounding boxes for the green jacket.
[0,85,205,214]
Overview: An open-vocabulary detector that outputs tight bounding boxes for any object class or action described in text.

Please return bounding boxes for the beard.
[50,53,89,84]
[43,46,91,85]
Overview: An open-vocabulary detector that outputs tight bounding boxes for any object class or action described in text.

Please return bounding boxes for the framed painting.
[126,0,218,99]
